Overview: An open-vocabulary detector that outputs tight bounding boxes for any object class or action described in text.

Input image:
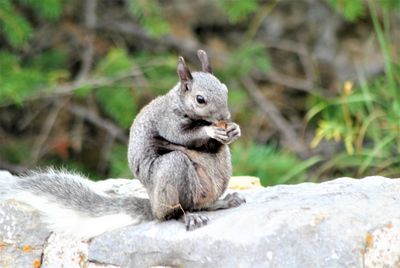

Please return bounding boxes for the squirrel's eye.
[196,95,206,104]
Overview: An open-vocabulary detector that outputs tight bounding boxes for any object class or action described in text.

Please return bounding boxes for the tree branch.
[240,75,310,158]
[67,103,128,144]
[30,98,70,165]
[100,19,315,92]
[76,0,97,82]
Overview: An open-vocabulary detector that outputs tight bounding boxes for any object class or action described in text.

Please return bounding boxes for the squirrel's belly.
[185,149,230,208]
[192,164,222,207]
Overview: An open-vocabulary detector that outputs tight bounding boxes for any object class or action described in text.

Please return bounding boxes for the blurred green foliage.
[0,0,399,185]
[232,143,321,186]
[216,0,259,23]
[309,1,400,178]
[0,50,68,104]
[109,144,132,178]
[127,0,169,37]
[0,0,62,47]
[328,0,400,21]
[327,0,365,21]
[225,42,270,77]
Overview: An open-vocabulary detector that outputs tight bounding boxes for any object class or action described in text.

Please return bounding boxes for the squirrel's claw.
[223,192,246,208]
[185,213,209,231]
[226,123,241,144]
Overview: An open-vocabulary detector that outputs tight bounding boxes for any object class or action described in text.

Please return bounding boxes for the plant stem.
[367,1,396,98]
[244,0,280,43]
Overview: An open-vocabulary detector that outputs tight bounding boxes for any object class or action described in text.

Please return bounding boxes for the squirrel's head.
[177,50,230,123]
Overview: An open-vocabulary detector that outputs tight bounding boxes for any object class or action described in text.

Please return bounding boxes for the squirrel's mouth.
[205,118,229,126]
[185,113,214,125]
[203,118,223,126]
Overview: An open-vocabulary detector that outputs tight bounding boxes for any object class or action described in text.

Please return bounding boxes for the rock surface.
[1,170,400,267]
[0,201,50,268]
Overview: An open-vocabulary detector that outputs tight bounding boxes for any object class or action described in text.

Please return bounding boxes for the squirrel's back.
[127,92,173,180]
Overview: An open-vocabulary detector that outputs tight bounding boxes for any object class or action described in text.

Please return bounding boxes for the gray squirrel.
[0,50,245,239]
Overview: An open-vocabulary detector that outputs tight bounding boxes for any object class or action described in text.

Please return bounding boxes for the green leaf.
[0,51,47,104]
[127,0,169,37]
[74,85,93,98]
[306,102,328,122]
[327,0,365,22]
[95,86,138,129]
[0,141,32,164]
[217,0,258,23]
[142,15,169,37]
[29,49,68,71]
[109,144,132,178]
[96,48,134,77]
[231,142,313,186]
[0,50,72,105]
[359,134,395,174]
[228,88,247,107]
[133,52,178,94]
[227,42,270,76]
[17,0,63,19]
[277,156,322,184]
[0,0,33,47]
[380,0,400,10]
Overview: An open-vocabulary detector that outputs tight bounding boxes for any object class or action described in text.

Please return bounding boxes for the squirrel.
[0,50,245,239]
[128,50,245,230]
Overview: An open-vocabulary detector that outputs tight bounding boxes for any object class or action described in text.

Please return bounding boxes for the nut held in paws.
[215,120,227,129]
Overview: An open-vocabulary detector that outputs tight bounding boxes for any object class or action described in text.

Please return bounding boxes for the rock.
[0,171,50,268]
[87,176,400,267]
[0,201,50,268]
[94,176,263,196]
[41,233,90,268]
[363,219,400,267]
[0,170,13,180]
[228,176,262,190]
[1,170,400,267]
[94,178,148,198]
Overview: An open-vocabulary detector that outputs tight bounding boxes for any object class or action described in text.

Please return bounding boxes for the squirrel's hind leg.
[150,151,208,231]
[150,151,210,231]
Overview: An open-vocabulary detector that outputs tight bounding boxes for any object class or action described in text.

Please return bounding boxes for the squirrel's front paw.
[205,126,229,143]
[226,123,241,144]
[184,213,209,231]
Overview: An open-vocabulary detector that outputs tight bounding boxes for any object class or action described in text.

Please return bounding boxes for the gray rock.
[363,219,400,267]
[1,169,400,267]
[88,176,400,267]
[0,201,51,268]
[0,170,49,268]
[94,178,148,198]
[41,233,90,268]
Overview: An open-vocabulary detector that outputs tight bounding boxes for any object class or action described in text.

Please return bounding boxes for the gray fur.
[11,169,153,220]
[128,50,245,229]
[197,49,213,74]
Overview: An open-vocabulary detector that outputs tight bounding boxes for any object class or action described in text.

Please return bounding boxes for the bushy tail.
[0,168,152,239]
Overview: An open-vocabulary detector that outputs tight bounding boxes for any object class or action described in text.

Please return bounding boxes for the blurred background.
[0,0,399,185]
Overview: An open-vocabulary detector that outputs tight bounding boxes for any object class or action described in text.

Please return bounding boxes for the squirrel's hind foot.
[184,213,209,231]
[223,192,246,208]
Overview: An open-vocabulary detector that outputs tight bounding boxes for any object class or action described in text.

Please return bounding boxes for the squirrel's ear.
[177,56,193,84]
[197,50,213,74]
